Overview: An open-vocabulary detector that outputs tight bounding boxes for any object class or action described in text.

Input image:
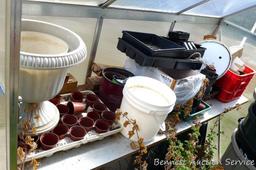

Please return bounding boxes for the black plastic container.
[172,40,206,59]
[201,65,218,98]
[236,121,256,163]
[122,31,185,58]
[241,102,256,144]
[168,31,190,42]
[117,38,203,70]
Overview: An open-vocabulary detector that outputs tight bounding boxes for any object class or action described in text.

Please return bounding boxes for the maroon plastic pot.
[67,101,86,114]
[95,119,109,133]
[40,132,59,150]
[49,95,61,105]
[69,125,87,141]
[57,104,69,115]
[61,114,78,127]
[101,110,115,126]
[87,111,100,121]
[52,124,69,139]
[70,91,84,102]
[85,93,98,109]
[92,102,106,114]
[99,67,134,111]
[79,117,94,131]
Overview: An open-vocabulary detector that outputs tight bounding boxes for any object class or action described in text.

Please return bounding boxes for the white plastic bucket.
[119,76,176,142]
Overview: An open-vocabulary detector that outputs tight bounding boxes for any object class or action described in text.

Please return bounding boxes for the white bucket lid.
[200,40,231,79]
[123,76,176,114]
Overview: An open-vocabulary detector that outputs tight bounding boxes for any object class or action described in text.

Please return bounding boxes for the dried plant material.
[115,110,122,120]
[130,141,139,149]
[31,159,40,170]
[123,120,130,127]
[34,114,41,122]
[24,136,38,152]
[17,147,25,162]
[22,120,31,132]
[31,127,37,135]
[128,130,135,139]
[132,124,139,131]
[118,111,148,169]
[25,136,34,145]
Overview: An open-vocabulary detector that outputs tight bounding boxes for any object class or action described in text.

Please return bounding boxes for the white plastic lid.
[201,40,231,79]
[123,76,176,114]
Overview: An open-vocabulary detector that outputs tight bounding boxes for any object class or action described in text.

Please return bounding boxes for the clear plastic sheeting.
[110,0,203,13]
[174,74,206,104]
[184,0,256,17]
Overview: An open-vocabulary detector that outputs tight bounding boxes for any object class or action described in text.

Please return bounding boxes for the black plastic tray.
[173,40,206,59]
[117,38,203,70]
[122,31,186,58]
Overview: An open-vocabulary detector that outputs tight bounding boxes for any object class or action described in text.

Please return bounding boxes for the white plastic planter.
[19,19,87,134]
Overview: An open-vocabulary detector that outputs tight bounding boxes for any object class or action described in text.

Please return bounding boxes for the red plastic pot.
[69,125,87,141]
[57,104,69,115]
[87,111,100,121]
[40,132,59,150]
[95,119,109,133]
[71,91,84,102]
[52,124,69,139]
[85,93,98,109]
[79,117,94,131]
[92,102,106,114]
[67,101,86,114]
[101,110,115,126]
[99,67,134,111]
[49,95,61,105]
[61,114,78,127]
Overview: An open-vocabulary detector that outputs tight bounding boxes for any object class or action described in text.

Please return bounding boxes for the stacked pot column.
[222,100,256,169]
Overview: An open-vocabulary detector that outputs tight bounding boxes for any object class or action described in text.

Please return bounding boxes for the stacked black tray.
[117,31,205,70]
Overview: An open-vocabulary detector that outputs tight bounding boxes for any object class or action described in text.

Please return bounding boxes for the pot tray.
[18,90,122,164]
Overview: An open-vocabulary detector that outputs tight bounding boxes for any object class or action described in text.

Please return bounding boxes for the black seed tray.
[121,31,186,58]
[117,38,203,70]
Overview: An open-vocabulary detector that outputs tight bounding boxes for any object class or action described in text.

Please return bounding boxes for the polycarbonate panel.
[111,0,202,13]
[225,6,256,30]
[28,0,106,6]
[185,0,256,17]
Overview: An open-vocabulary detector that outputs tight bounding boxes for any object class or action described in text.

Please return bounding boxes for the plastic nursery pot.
[95,119,109,133]
[92,102,106,114]
[70,91,84,102]
[69,125,87,141]
[79,117,94,131]
[40,132,59,150]
[87,111,100,121]
[52,124,69,139]
[85,93,98,109]
[49,95,61,105]
[67,101,86,114]
[57,104,69,116]
[99,67,134,111]
[101,110,115,126]
[61,114,78,127]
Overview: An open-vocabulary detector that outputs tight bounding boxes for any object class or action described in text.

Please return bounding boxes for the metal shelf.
[36,96,248,170]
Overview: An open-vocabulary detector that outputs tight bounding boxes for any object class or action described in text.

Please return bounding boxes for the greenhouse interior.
[1,0,256,170]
